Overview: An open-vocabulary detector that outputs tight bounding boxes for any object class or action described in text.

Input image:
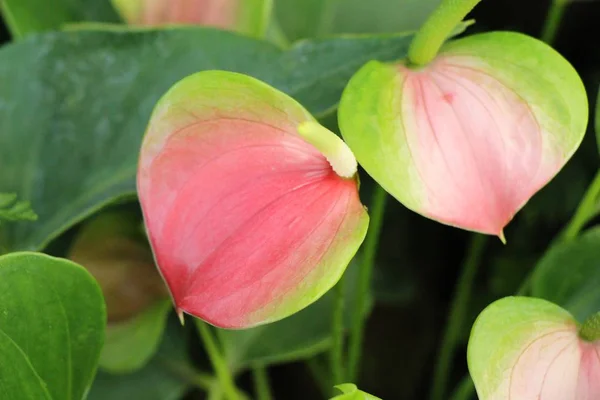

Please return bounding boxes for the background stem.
[330,278,346,385]
[347,185,388,382]
[429,234,487,400]
[252,366,273,400]
[408,0,482,66]
[197,322,239,400]
[540,0,568,44]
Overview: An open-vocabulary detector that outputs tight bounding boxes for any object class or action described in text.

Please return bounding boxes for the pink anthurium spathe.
[112,0,271,37]
[468,297,600,400]
[137,70,369,329]
[339,32,588,240]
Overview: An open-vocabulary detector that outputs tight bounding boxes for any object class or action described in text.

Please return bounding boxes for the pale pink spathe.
[497,326,600,400]
[139,0,238,27]
[398,55,561,236]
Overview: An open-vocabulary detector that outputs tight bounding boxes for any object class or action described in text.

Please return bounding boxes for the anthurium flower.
[468,297,600,400]
[137,70,369,329]
[339,32,587,239]
[112,0,271,36]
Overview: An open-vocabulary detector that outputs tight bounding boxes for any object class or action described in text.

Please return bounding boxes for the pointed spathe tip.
[177,308,185,326]
[498,231,507,245]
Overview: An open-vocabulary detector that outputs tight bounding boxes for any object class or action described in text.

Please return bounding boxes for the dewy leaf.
[532,226,600,322]
[339,31,588,239]
[138,70,369,328]
[112,0,272,37]
[0,27,416,253]
[0,193,37,223]
[1,0,119,38]
[468,296,600,400]
[0,252,106,400]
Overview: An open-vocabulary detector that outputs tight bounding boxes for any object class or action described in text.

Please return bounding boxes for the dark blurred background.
[1,0,599,399]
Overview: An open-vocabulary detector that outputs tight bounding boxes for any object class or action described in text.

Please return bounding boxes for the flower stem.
[429,234,488,400]
[330,278,346,385]
[540,0,569,45]
[408,0,482,66]
[197,322,239,400]
[252,366,273,400]
[347,185,388,382]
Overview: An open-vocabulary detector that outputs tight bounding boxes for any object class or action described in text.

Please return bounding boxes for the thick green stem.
[540,0,569,44]
[408,0,482,66]
[197,322,239,400]
[330,278,346,385]
[429,234,488,400]
[580,312,600,342]
[347,185,388,382]
[252,366,273,400]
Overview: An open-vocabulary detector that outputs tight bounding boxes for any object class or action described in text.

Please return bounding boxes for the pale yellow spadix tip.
[297,121,358,179]
[498,231,506,245]
[177,309,185,326]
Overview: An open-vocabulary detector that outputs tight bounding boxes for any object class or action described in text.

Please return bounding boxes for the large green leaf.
[0,27,415,252]
[275,0,440,41]
[1,0,119,38]
[532,227,600,322]
[218,260,372,371]
[0,252,106,400]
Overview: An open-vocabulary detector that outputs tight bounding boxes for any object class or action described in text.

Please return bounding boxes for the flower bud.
[137,70,369,329]
[468,297,600,400]
[339,32,587,239]
[112,0,269,36]
[68,210,168,323]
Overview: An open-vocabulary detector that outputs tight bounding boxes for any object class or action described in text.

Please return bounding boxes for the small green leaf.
[0,252,106,399]
[330,383,381,400]
[99,300,172,374]
[532,226,600,322]
[218,261,372,371]
[89,319,192,400]
[1,0,119,38]
[0,193,37,223]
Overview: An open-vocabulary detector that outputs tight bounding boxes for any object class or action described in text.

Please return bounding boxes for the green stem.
[307,358,332,398]
[448,375,475,400]
[429,234,488,400]
[558,169,600,241]
[580,312,600,342]
[252,366,273,400]
[540,0,569,44]
[408,0,482,66]
[330,277,346,385]
[197,322,239,400]
[347,185,388,382]
[160,358,215,391]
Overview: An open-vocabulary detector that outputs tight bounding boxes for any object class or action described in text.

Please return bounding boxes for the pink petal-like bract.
[469,297,600,400]
[137,71,368,329]
[133,0,237,28]
[339,32,587,239]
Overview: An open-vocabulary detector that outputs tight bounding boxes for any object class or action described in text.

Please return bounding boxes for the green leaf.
[1,0,119,38]
[99,300,172,374]
[0,252,106,400]
[0,27,416,252]
[274,0,440,41]
[532,227,600,322]
[218,260,372,371]
[89,319,192,400]
[0,193,37,223]
[330,383,382,400]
